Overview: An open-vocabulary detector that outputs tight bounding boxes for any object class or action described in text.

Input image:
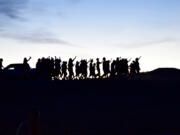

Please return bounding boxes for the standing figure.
[134,57,141,74]
[75,61,80,79]
[121,58,129,76]
[102,57,110,78]
[23,57,31,79]
[110,60,116,78]
[80,60,88,79]
[130,61,136,77]
[49,57,55,79]
[89,59,96,78]
[62,61,67,80]
[0,58,3,75]
[23,57,31,69]
[68,56,77,80]
[54,57,61,80]
[35,58,41,79]
[96,58,101,78]
[102,57,106,77]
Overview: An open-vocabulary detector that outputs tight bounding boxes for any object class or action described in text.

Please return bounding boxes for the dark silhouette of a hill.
[138,68,180,80]
[0,68,180,135]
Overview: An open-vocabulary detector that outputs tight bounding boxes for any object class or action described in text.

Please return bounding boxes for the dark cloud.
[0,0,28,19]
[0,0,77,46]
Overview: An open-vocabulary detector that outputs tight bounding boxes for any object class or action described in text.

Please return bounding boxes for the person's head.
[38,58,41,62]
[0,58,3,62]
[24,58,27,62]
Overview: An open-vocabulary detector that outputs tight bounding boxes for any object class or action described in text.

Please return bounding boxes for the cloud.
[115,38,180,49]
[139,38,179,46]
[0,30,72,45]
[0,0,28,19]
[0,0,80,46]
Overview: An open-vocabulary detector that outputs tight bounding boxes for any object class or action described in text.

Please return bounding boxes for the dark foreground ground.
[0,80,180,135]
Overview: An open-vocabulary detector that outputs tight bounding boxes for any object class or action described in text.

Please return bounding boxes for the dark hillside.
[139,68,180,80]
[0,80,180,135]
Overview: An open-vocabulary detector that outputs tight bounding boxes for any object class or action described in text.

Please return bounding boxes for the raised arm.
[128,58,132,62]
[27,56,32,62]
[73,56,77,61]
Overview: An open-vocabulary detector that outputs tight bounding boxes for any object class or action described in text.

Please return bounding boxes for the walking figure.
[54,57,61,80]
[102,57,110,78]
[68,56,77,80]
[130,57,141,77]
[89,59,96,78]
[96,58,101,78]
[80,59,88,79]
[110,60,116,78]
[75,61,80,79]
[62,61,68,80]
[134,57,141,74]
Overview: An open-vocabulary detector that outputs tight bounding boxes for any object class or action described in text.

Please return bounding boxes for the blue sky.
[0,0,180,71]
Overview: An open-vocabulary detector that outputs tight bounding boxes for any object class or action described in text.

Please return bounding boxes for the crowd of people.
[34,56,141,80]
[0,56,141,80]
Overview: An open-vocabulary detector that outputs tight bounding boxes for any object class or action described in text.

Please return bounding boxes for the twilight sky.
[0,0,180,71]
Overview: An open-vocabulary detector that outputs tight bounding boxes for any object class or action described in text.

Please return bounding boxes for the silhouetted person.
[23,57,31,70]
[130,61,136,77]
[80,59,88,79]
[92,63,96,78]
[68,56,77,80]
[36,59,41,70]
[75,61,80,79]
[102,57,106,77]
[134,57,141,74]
[110,60,116,78]
[62,61,67,79]
[23,57,31,65]
[35,58,41,79]
[23,57,31,79]
[49,57,54,79]
[54,57,61,80]
[0,58,3,75]
[121,58,129,76]
[89,59,96,78]
[102,57,110,78]
[96,58,101,78]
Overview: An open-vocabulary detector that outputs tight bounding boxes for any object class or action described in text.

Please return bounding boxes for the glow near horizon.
[0,0,180,71]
